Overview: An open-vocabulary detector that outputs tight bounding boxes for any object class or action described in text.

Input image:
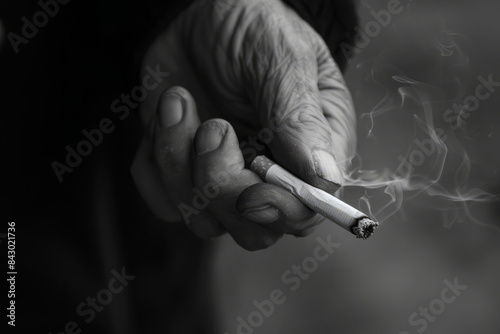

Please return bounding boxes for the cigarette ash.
[352,218,379,240]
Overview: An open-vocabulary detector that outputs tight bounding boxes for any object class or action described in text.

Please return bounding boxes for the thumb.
[242,3,344,194]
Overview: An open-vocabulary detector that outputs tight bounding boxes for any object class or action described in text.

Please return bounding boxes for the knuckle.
[276,110,332,145]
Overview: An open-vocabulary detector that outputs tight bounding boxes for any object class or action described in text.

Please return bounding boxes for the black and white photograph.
[2,0,500,333]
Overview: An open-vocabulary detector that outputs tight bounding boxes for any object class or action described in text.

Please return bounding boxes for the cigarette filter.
[251,155,378,239]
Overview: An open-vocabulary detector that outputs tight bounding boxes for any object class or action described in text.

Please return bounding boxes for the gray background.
[212,1,500,333]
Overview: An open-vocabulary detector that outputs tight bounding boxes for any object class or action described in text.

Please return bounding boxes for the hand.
[131,0,357,250]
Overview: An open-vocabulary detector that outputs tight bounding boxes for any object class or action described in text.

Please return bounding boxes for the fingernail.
[158,93,184,128]
[312,149,343,186]
[195,122,224,154]
[242,205,281,224]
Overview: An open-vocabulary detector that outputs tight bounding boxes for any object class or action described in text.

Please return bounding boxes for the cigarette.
[250,155,379,239]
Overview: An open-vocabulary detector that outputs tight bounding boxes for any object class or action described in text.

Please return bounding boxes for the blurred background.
[1,0,500,333]
[212,1,500,334]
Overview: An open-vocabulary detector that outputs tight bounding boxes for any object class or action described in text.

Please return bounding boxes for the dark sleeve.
[281,0,358,71]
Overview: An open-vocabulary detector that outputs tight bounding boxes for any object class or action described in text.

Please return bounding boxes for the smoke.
[342,28,500,231]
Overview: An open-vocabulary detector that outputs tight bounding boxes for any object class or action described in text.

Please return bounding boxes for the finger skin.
[133,86,224,238]
[234,0,346,195]
[135,0,357,247]
[143,0,351,195]
[237,183,323,235]
[315,38,357,167]
[192,119,283,250]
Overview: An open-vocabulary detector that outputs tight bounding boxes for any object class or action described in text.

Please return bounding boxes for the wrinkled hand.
[131,0,356,250]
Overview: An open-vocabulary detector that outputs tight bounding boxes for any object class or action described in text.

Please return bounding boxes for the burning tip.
[352,218,379,240]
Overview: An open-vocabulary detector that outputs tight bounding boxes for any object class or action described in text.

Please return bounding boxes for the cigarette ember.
[251,155,379,239]
[352,218,378,240]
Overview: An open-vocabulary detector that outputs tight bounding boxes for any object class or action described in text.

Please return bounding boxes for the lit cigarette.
[250,155,379,239]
